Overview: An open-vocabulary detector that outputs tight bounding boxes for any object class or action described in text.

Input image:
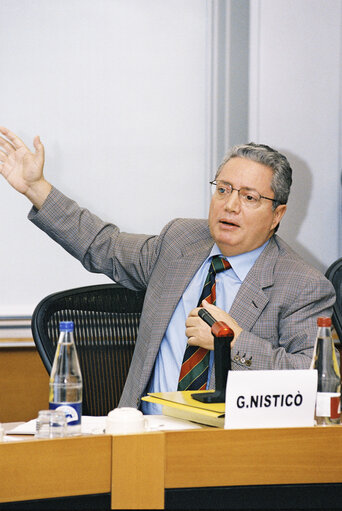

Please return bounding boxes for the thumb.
[33,135,45,163]
[202,299,215,311]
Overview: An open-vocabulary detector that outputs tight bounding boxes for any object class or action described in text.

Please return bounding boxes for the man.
[0,127,335,413]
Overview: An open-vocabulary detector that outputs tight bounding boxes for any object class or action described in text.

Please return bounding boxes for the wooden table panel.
[164,427,342,488]
[111,432,165,510]
[0,435,111,503]
[2,425,342,508]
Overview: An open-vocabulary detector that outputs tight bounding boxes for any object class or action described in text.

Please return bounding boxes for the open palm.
[0,127,44,195]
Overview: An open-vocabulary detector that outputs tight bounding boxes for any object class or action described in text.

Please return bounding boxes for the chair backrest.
[31,283,146,416]
[325,258,342,341]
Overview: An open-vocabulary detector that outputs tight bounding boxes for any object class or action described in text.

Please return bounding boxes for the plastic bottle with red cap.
[312,316,341,425]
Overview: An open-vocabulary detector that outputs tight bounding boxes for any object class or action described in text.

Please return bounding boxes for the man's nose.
[223,189,241,212]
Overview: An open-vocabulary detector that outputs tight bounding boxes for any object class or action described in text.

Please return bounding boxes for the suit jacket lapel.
[230,236,279,330]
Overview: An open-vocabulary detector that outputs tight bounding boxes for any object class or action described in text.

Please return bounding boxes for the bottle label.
[49,402,82,426]
[316,392,341,418]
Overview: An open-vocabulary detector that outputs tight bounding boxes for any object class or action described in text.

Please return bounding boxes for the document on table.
[6,416,107,435]
[6,414,203,436]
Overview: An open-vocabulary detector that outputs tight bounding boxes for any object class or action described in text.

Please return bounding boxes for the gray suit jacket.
[29,188,335,409]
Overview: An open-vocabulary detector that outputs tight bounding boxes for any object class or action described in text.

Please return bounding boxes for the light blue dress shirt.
[141,240,269,414]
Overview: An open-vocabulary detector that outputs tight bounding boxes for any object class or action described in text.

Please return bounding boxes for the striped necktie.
[177,255,231,391]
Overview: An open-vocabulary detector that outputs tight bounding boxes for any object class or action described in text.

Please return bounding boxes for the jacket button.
[234,351,240,362]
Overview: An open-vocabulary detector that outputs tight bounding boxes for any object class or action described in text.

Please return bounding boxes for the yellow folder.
[142,391,225,428]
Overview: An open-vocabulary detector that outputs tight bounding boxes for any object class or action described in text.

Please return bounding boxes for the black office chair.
[31,283,146,416]
[325,257,342,341]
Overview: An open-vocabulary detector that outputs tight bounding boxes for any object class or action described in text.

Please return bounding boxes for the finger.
[188,306,202,318]
[0,146,8,159]
[185,314,197,324]
[202,300,219,313]
[33,135,44,154]
[0,136,16,155]
[201,300,218,318]
[186,329,201,343]
[185,323,195,336]
[202,299,212,308]
[0,143,11,162]
[33,135,45,166]
[185,315,204,328]
[185,325,199,336]
[0,127,26,150]
[186,322,210,338]
[0,143,13,159]
[185,326,193,338]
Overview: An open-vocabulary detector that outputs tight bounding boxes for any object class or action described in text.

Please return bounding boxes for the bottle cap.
[59,321,74,332]
[317,316,332,327]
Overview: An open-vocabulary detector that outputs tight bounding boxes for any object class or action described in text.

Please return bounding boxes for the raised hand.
[0,127,51,208]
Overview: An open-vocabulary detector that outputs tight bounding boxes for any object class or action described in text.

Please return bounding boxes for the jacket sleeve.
[28,187,172,291]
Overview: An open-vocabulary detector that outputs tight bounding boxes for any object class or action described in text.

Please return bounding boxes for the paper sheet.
[5,414,202,437]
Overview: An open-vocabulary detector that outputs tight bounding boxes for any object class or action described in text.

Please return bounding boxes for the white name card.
[224,369,317,429]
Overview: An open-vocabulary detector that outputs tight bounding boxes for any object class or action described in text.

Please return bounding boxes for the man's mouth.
[219,219,240,228]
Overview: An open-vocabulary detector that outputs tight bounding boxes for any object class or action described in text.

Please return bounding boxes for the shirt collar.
[209,240,270,282]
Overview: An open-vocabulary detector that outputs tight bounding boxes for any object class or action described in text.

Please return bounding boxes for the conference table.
[1,423,342,509]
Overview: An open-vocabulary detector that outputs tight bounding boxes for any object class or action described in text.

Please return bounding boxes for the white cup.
[106,407,146,435]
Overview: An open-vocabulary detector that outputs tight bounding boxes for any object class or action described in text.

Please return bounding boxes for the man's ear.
[271,204,287,231]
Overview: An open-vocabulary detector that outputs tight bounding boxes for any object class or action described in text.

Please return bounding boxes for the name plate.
[224,369,317,429]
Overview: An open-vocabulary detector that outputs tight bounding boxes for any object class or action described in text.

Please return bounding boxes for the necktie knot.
[210,255,231,275]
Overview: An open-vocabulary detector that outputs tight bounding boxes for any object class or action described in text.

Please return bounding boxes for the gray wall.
[249,0,341,272]
[0,0,340,317]
[0,0,216,315]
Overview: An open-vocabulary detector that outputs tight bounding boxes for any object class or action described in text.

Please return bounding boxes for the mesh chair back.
[31,284,145,416]
[326,258,342,341]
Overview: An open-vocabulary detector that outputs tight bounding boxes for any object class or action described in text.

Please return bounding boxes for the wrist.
[24,179,52,209]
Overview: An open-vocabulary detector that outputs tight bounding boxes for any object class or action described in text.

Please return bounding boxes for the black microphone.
[192,309,234,403]
[198,308,216,327]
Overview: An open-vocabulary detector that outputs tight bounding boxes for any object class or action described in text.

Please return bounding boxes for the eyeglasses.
[210,180,278,208]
